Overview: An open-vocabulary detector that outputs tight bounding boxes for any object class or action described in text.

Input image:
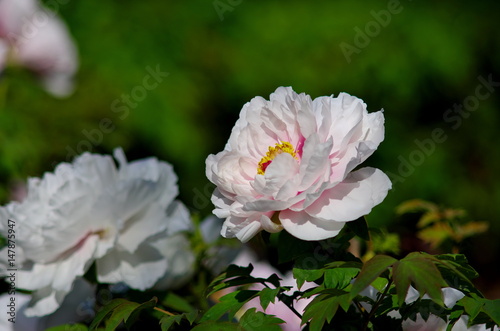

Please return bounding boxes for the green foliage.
[392,253,448,306]
[239,308,285,331]
[200,290,259,322]
[301,289,351,331]
[89,297,157,330]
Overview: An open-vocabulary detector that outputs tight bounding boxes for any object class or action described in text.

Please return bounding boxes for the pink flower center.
[257,141,298,175]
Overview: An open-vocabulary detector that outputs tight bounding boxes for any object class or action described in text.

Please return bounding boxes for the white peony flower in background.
[0,0,78,97]
[206,87,391,242]
[0,148,193,316]
[0,278,95,331]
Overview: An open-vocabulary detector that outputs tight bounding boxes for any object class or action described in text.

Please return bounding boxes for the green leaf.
[459,295,484,321]
[482,299,500,326]
[393,253,447,306]
[46,324,88,331]
[345,217,370,241]
[302,290,349,331]
[162,292,195,313]
[104,301,140,330]
[350,255,397,300]
[159,310,199,331]
[199,290,259,322]
[124,297,158,328]
[277,230,314,264]
[239,308,285,331]
[324,267,359,290]
[160,314,184,331]
[259,287,280,310]
[89,298,130,330]
[191,321,241,331]
[207,264,254,296]
[89,297,157,330]
[293,265,324,289]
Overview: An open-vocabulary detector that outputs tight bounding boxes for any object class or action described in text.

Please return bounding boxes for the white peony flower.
[0,0,78,97]
[0,148,193,316]
[0,278,95,331]
[206,87,391,242]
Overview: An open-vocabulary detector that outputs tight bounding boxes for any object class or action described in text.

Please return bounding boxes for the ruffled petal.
[305,167,391,222]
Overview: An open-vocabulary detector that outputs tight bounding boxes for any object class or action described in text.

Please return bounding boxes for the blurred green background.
[1,0,499,297]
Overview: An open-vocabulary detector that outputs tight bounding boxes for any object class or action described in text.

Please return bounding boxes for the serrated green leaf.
[46,324,88,331]
[160,314,184,331]
[259,287,280,310]
[459,295,483,321]
[393,253,447,306]
[435,254,479,280]
[324,267,359,289]
[162,292,195,313]
[302,290,349,331]
[482,299,500,326]
[207,264,255,296]
[239,308,285,331]
[265,273,281,288]
[159,310,198,331]
[293,266,324,289]
[345,217,370,241]
[104,301,139,330]
[191,321,241,331]
[89,298,130,330]
[124,297,158,328]
[350,255,397,300]
[200,290,259,322]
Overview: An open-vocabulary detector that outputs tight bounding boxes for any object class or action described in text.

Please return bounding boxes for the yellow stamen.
[257,141,297,175]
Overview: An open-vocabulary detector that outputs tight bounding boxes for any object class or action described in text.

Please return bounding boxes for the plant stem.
[154,307,175,316]
[362,279,393,331]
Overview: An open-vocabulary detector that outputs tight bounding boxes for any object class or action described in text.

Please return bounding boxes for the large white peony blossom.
[0,148,193,316]
[206,87,391,242]
[0,0,78,96]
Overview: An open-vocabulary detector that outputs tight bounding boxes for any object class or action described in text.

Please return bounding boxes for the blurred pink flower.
[0,0,78,96]
[206,87,391,242]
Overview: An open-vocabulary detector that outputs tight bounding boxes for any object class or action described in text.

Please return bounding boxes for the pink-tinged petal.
[252,153,299,198]
[298,134,333,191]
[279,210,345,241]
[260,214,283,233]
[305,168,391,222]
[17,235,98,292]
[206,87,389,242]
[96,241,168,291]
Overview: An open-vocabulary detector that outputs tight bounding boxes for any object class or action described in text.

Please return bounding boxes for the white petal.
[24,286,66,317]
[96,241,168,291]
[305,168,391,222]
[279,210,345,241]
[17,234,98,293]
[442,287,465,308]
[152,234,195,290]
